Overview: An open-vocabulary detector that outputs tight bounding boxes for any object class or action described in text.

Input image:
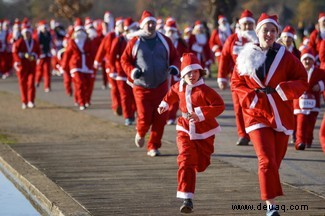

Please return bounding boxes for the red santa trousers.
[72,72,92,106]
[232,91,250,140]
[116,80,136,119]
[108,76,121,113]
[36,57,52,90]
[16,65,36,104]
[176,131,214,198]
[63,72,72,96]
[295,112,318,146]
[133,81,169,150]
[319,113,325,153]
[249,127,288,200]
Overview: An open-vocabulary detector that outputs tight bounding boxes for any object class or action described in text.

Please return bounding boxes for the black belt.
[255,86,276,94]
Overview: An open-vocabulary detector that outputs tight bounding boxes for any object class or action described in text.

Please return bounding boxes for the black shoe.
[295,143,305,150]
[180,199,193,213]
[236,137,250,146]
[266,210,280,216]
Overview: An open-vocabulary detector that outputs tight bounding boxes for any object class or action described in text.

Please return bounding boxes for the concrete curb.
[0,143,91,216]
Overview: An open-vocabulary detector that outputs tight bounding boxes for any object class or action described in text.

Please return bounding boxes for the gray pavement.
[0,74,324,215]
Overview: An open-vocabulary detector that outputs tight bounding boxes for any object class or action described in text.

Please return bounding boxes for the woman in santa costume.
[158,53,225,213]
[121,10,180,157]
[277,25,300,59]
[231,13,308,216]
[61,18,94,111]
[293,47,325,150]
[12,22,40,109]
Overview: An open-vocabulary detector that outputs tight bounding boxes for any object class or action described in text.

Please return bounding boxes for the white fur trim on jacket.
[236,43,267,77]
[194,107,205,122]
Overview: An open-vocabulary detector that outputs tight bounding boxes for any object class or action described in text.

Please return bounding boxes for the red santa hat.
[300,47,316,62]
[139,10,156,29]
[193,20,204,32]
[256,13,279,33]
[74,18,85,32]
[319,12,325,23]
[165,16,175,25]
[21,22,32,35]
[164,20,178,32]
[184,26,192,34]
[280,25,296,39]
[180,53,206,78]
[115,17,124,27]
[238,9,255,25]
[84,17,93,29]
[123,17,138,31]
[13,18,20,29]
[218,15,228,25]
[38,20,47,29]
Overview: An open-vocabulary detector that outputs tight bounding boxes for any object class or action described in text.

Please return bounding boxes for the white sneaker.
[44,88,50,93]
[134,133,145,148]
[147,149,161,157]
[27,102,35,108]
[167,119,176,125]
[85,103,90,108]
[22,103,27,109]
[79,106,86,111]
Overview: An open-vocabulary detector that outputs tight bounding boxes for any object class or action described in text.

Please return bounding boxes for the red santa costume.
[188,21,213,71]
[209,15,232,64]
[157,53,225,211]
[164,19,189,125]
[35,20,53,92]
[61,18,94,110]
[279,25,300,59]
[293,48,325,150]
[319,39,325,70]
[0,19,13,79]
[319,113,325,153]
[308,12,325,63]
[94,18,123,115]
[121,10,180,156]
[183,26,192,46]
[218,9,258,146]
[12,22,40,109]
[232,14,308,204]
[107,17,136,125]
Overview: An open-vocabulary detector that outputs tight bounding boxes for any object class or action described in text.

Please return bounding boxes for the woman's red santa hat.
[139,10,156,29]
[256,13,279,33]
[180,53,206,78]
[300,47,316,62]
[280,25,296,39]
[238,9,255,25]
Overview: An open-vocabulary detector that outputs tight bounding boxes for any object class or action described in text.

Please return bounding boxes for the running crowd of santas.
[1,8,325,215]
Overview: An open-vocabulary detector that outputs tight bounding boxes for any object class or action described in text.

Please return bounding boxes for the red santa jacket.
[188,34,213,67]
[61,38,94,75]
[209,28,230,58]
[94,31,116,71]
[231,43,308,135]
[108,35,128,80]
[121,32,180,83]
[159,78,225,140]
[293,66,325,114]
[218,33,250,82]
[12,37,40,70]
[309,29,322,55]
[319,39,325,70]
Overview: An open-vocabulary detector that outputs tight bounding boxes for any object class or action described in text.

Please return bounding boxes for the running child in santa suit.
[157,52,225,213]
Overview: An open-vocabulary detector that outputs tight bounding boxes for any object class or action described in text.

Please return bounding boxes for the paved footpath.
[0,75,324,216]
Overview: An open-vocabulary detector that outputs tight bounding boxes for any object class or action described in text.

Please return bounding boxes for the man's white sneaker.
[147,149,161,157]
[79,106,86,111]
[22,103,27,109]
[134,133,145,148]
[44,88,50,93]
[27,102,35,108]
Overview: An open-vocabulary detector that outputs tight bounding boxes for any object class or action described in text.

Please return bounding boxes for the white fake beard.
[86,28,98,40]
[236,43,267,77]
[126,29,150,40]
[74,31,87,50]
[13,29,20,40]
[241,30,259,43]
[219,23,231,36]
[320,29,325,40]
[196,33,207,45]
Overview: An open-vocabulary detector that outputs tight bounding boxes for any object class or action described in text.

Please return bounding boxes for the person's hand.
[218,80,228,90]
[168,66,179,76]
[133,68,142,79]
[157,106,167,114]
[312,84,320,92]
[187,112,199,123]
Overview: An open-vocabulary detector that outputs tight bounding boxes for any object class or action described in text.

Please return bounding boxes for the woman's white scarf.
[236,43,267,77]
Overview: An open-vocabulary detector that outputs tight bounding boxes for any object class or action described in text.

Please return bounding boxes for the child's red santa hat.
[180,53,206,78]
[139,10,156,29]
[300,47,316,62]
[318,12,325,23]
[280,25,296,39]
[256,13,279,33]
[238,9,255,25]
